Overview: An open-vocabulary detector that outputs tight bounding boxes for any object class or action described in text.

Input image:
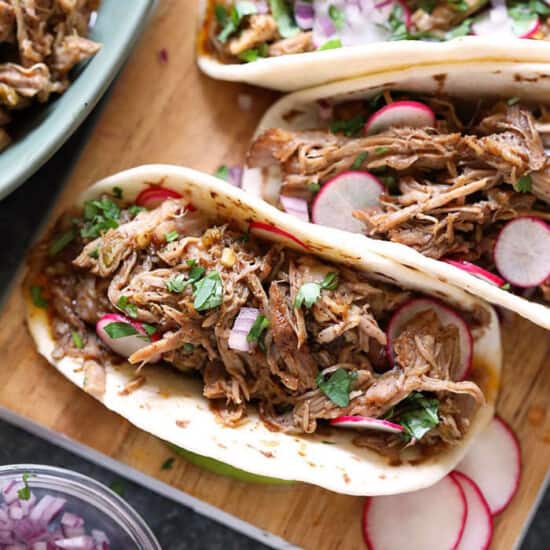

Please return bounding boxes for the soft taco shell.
[243,61,550,330]
[197,0,550,91]
[26,165,501,495]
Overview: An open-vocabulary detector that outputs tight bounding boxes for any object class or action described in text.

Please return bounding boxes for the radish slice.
[472,6,539,38]
[311,171,383,233]
[249,221,308,249]
[386,298,473,380]
[444,260,505,287]
[451,472,493,550]
[135,187,182,209]
[365,100,436,135]
[330,416,404,434]
[494,217,550,287]
[280,195,310,222]
[96,313,159,360]
[363,475,466,550]
[455,416,521,515]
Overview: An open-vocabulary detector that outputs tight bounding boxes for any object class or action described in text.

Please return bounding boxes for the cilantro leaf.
[117,296,138,318]
[328,5,345,30]
[328,114,366,137]
[214,165,229,180]
[247,314,269,343]
[295,272,338,308]
[161,457,175,470]
[30,286,48,309]
[166,265,205,293]
[112,186,123,199]
[320,271,339,290]
[351,152,368,170]
[165,230,179,243]
[193,270,224,311]
[81,197,120,239]
[319,37,342,50]
[316,368,357,407]
[103,322,139,339]
[128,205,146,217]
[71,331,84,349]
[385,392,439,441]
[307,182,321,193]
[269,0,299,38]
[514,174,532,193]
[49,228,76,256]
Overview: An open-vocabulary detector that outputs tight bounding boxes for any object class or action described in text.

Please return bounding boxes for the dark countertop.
[0,98,547,550]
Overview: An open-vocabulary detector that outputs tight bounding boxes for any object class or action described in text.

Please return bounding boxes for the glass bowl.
[0,464,161,549]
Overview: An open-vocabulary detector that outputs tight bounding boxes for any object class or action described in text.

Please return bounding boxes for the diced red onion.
[256,0,269,13]
[228,308,260,352]
[295,1,314,29]
[317,14,335,36]
[228,165,243,187]
[2,482,24,505]
[374,0,392,8]
[8,504,23,521]
[19,493,36,516]
[61,513,85,529]
[0,530,14,543]
[280,195,310,222]
[31,542,48,550]
[63,525,86,538]
[5,544,26,550]
[91,529,110,550]
[30,495,66,525]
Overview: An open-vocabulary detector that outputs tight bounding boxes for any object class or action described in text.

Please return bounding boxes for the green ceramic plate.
[0,0,155,201]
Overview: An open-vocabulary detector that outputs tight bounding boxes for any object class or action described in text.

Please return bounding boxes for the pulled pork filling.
[0,0,101,149]
[28,196,485,455]
[207,1,550,64]
[247,93,550,301]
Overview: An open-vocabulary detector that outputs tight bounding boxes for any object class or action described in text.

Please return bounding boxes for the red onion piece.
[8,504,23,521]
[228,308,260,352]
[256,0,269,13]
[2,482,24,505]
[30,495,66,525]
[295,1,314,29]
[61,513,85,529]
[317,14,335,36]
[55,535,95,549]
[91,529,110,550]
[228,165,243,187]
[280,195,310,222]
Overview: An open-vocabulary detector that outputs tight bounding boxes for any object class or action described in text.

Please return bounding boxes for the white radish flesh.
[455,416,521,515]
[363,475,466,550]
[96,313,157,360]
[452,472,493,550]
[387,298,473,380]
[365,100,435,135]
[330,416,404,434]
[494,217,550,287]
[249,221,308,249]
[472,7,539,38]
[311,171,383,232]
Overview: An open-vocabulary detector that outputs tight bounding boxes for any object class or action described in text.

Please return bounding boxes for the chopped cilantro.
[71,331,84,349]
[81,197,120,239]
[214,165,229,181]
[166,265,205,293]
[307,182,321,193]
[109,479,125,497]
[49,228,76,256]
[117,296,138,318]
[89,247,100,259]
[161,457,175,470]
[215,2,257,43]
[508,96,520,106]
[103,322,139,339]
[446,17,472,39]
[31,286,47,309]
[351,152,368,170]
[329,114,366,137]
[183,343,195,353]
[17,473,35,501]
[239,43,268,62]
[128,205,146,217]
[247,314,269,343]
[514,174,532,193]
[316,368,357,407]
[328,5,345,30]
[294,271,339,309]
[269,0,299,38]
[112,186,123,199]
[193,270,224,311]
[501,282,511,291]
[142,323,157,337]
[375,146,389,154]
[385,392,439,441]
[165,230,179,243]
[319,37,342,50]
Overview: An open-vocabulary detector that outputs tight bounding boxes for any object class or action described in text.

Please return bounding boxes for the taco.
[244,61,550,330]
[197,0,550,90]
[25,165,501,495]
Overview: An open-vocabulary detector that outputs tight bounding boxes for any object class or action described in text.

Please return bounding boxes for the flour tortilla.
[26,165,501,496]
[197,0,550,91]
[242,61,550,331]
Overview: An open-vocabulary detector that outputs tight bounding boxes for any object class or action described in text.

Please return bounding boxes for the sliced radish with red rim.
[249,221,308,249]
[455,416,521,515]
[96,313,160,361]
[365,100,436,135]
[451,472,493,550]
[311,170,383,233]
[363,475,466,550]
[135,187,184,209]
[330,416,404,434]
[494,216,550,288]
[386,298,473,380]
[472,6,539,38]
[444,259,505,287]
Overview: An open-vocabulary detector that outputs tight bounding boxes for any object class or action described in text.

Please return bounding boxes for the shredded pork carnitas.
[0,0,100,149]
[30,197,485,456]
[247,96,550,300]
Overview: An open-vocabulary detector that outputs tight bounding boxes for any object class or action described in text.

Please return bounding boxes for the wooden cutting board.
[1,1,549,548]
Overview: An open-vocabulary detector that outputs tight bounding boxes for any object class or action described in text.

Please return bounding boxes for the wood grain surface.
[1,2,549,548]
